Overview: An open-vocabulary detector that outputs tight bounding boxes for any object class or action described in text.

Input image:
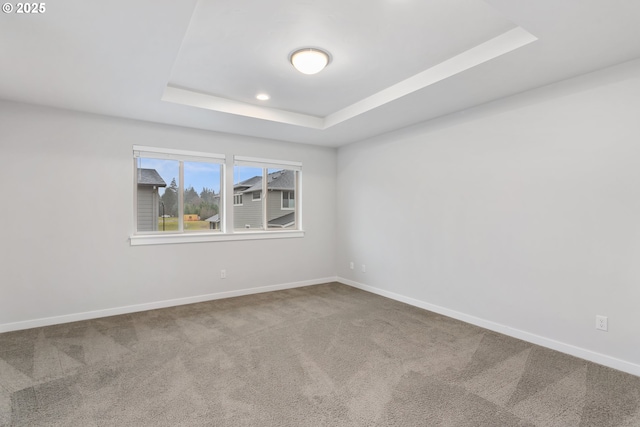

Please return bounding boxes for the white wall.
[337,58,640,375]
[0,101,337,329]
[3,58,640,376]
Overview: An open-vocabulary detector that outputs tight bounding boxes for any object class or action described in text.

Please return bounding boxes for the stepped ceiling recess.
[1,0,639,146]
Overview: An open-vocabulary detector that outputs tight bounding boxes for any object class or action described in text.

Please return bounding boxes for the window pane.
[267,168,296,230]
[234,166,263,230]
[136,158,179,232]
[282,191,295,209]
[183,161,222,232]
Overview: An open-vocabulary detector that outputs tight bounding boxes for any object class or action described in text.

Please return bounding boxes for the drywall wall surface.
[0,101,337,327]
[337,58,640,370]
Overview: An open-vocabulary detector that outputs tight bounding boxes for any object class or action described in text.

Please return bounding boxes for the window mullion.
[262,168,268,230]
[296,171,301,229]
[221,162,227,232]
[178,161,184,232]
[133,158,139,234]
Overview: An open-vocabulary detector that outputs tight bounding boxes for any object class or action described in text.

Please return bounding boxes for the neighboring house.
[184,214,200,221]
[136,168,167,231]
[205,195,222,230]
[205,214,220,230]
[268,211,295,228]
[234,170,295,229]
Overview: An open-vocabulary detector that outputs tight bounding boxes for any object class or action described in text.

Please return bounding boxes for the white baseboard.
[338,277,640,378]
[0,277,339,333]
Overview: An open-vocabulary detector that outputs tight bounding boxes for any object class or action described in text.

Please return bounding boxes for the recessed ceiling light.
[256,93,270,101]
[290,48,330,75]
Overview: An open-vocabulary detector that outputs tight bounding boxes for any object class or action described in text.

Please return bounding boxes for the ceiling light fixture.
[290,48,330,75]
[256,93,270,101]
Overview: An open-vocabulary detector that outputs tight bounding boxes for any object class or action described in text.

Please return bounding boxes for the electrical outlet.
[220,269,226,279]
[349,261,354,270]
[361,264,366,273]
[596,315,608,331]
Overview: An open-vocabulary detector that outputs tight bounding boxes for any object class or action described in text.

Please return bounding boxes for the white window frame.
[234,156,302,233]
[131,148,304,245]
[252,191,261,201]
[132,146,225,243]
[234,193,243,206]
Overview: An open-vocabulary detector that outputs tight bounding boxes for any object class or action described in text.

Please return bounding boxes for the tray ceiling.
[0,0,639,146]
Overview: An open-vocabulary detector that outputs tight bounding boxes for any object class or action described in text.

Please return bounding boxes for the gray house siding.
[233,190,295,229]
[137,187,159,231]
[136,168,166,232]
[267,190,294,228]
[234,193,263,229]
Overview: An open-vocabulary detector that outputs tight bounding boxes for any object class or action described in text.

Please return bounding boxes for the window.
[133,146,224,235]
[234,156,301,232]
[131,149,303,245]
[282,191,295,210]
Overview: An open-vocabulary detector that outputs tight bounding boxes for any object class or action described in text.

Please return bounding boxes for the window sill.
[130,230,305,246]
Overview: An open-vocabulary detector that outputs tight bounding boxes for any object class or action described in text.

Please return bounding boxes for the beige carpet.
[1,282,639,426]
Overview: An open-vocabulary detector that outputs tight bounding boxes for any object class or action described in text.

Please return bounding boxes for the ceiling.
[1,0,639,147]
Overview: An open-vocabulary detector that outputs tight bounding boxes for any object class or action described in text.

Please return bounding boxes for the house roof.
[236,170,295,194]
[268,212,295,228]
[234,176,262,192]
[137,169,167,187]
[205,214,220,223]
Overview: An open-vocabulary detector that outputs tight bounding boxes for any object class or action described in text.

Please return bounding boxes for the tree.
[183,186,202,216]
[160,178,178,217]
[159,181,219,219]
[199,204,218,220]
[200,187,216,204]
[184,186,201,206]
[199,187,220,219]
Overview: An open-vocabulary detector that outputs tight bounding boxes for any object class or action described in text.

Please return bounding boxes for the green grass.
[157,218,211,231]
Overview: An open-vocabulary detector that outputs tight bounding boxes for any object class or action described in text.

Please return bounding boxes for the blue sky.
[138,159,268,196]
[138,158,220,196]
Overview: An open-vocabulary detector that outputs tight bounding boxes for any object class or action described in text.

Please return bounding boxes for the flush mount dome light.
[290,48,330,75]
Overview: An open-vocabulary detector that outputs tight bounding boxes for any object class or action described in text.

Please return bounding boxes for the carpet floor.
[1,282,639,426]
